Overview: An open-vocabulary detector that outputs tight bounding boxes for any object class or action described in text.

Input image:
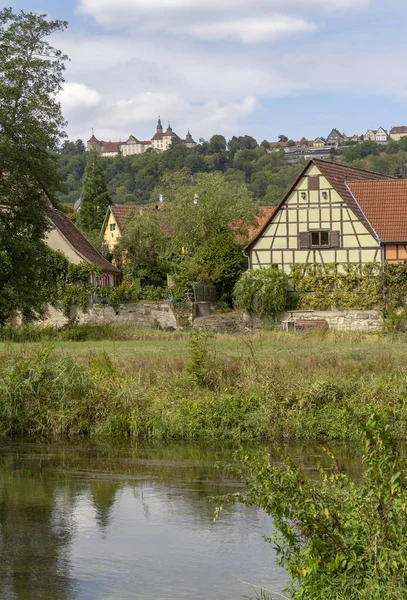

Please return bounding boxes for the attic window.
[308,176,320,191]
[310,231,329,247]
[110,224,116,231]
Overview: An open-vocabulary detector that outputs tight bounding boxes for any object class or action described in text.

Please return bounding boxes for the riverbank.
[1,327,407,440]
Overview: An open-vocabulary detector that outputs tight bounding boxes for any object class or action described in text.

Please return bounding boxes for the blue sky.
[10,0,407,144]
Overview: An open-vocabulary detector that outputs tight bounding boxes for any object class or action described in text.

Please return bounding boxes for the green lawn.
[0,329,397,363]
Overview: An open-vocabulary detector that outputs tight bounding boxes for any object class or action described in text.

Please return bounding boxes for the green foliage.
[0,8,68,324]
[290,262,407,315]
[77,147,111,232]
[291,262,383,310]
[186,329,216,387]
[162,171,257,253]
[5,333,407,442]
[173,227,246,302]
[232,415,407,599]
[114,210,168,280]
[57,131,296,207]
[234,268,289,315]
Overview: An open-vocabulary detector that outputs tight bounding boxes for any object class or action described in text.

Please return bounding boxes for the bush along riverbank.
[222,415,407,599]
[3,329,407,440]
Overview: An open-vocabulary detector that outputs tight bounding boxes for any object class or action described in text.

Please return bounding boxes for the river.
[0,439,362,600]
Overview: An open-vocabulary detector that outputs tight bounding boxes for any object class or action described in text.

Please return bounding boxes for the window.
[310,231,329,247]
[308,176,320,191]
[110,223,116,232]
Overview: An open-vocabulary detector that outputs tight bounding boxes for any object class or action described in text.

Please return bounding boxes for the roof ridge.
[313,158,395,180]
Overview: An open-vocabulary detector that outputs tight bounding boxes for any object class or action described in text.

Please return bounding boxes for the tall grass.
[1,330,407,440]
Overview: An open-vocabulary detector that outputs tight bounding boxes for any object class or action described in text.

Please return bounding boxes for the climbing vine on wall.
[290,262,407,312]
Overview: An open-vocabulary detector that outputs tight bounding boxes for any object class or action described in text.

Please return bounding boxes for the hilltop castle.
[87,118,197,157]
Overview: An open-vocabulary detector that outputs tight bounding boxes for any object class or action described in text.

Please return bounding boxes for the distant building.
[88,118,197,158]
[364,127,388,143]
[375,127,388,143]
[390,126,407,141]
[313,137,326,148]
[326,129,345,147]
[364,129,377,141]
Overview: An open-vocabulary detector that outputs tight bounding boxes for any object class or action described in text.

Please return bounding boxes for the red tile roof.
[313,159,393,237]
[101,141,122,153]
[247,207,276,241]
[48,208,120,273]
[269,140,314,149]
[110,204,162,231]
[246,159,394,249]
[347,180,407,242]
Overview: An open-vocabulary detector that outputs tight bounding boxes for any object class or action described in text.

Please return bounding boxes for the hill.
[57,135,407,209]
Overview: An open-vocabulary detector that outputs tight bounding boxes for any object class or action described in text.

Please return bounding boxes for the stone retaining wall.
[277,310,383,331]
[41,302,180,330]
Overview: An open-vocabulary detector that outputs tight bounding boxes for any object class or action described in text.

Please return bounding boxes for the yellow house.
[390,126,407,141]
[102,204,163,251]
[246,159,394,273]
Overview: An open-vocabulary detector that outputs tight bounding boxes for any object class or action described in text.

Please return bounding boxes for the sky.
[10,0,407,144]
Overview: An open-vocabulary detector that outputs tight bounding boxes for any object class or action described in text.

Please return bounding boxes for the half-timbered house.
[246,159,396,273]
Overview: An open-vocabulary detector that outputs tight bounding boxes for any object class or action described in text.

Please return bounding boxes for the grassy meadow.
[1,325,407,441]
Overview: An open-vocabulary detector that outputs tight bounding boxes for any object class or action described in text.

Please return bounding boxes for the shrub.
[226,414,407,599]
[233,267,289,315]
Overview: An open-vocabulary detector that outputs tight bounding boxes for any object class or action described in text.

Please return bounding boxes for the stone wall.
[277,310,383,331]
[41,302,180,330]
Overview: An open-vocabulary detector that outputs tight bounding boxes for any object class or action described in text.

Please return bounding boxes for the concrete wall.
[41,302,180,330]
[277,310,383,331]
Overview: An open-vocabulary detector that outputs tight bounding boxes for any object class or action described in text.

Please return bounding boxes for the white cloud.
[191,15,318,43]
[66,92,260,142]
[58,82,101,111]
[76,0,370,41]
[56,0,406,144]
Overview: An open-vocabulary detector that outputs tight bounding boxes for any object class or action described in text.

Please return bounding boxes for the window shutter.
[299,231,310,249]
[330,230,340,248]
[308,176,320,191]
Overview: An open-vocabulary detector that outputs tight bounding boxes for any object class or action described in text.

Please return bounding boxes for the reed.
[1,330,407,440]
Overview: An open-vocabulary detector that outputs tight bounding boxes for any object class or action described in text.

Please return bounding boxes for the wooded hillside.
[57,135,407,208]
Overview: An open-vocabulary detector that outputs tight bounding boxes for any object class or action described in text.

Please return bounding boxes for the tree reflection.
[0,467,77,600]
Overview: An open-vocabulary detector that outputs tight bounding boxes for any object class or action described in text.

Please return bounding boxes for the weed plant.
[226,414,407,599]
[2,330,407,440]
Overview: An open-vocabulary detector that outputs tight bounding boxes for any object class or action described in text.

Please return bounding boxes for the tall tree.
[77,147,111,233]
[115,211,167,280]
[0,8,68,324]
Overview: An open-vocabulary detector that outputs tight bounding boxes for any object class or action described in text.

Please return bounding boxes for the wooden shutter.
[308,176,320,191]
[330,230,340,248]
[299,231,310,249]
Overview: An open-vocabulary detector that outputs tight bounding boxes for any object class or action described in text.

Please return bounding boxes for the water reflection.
[0,439,362,600]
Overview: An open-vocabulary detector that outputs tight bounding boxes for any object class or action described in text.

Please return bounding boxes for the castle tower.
[183,129,197,149]
[156,116,163,134]
[87,129,102,152]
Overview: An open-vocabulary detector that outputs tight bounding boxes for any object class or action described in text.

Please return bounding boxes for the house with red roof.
[45,207,120,286]
[245,159,407,272]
